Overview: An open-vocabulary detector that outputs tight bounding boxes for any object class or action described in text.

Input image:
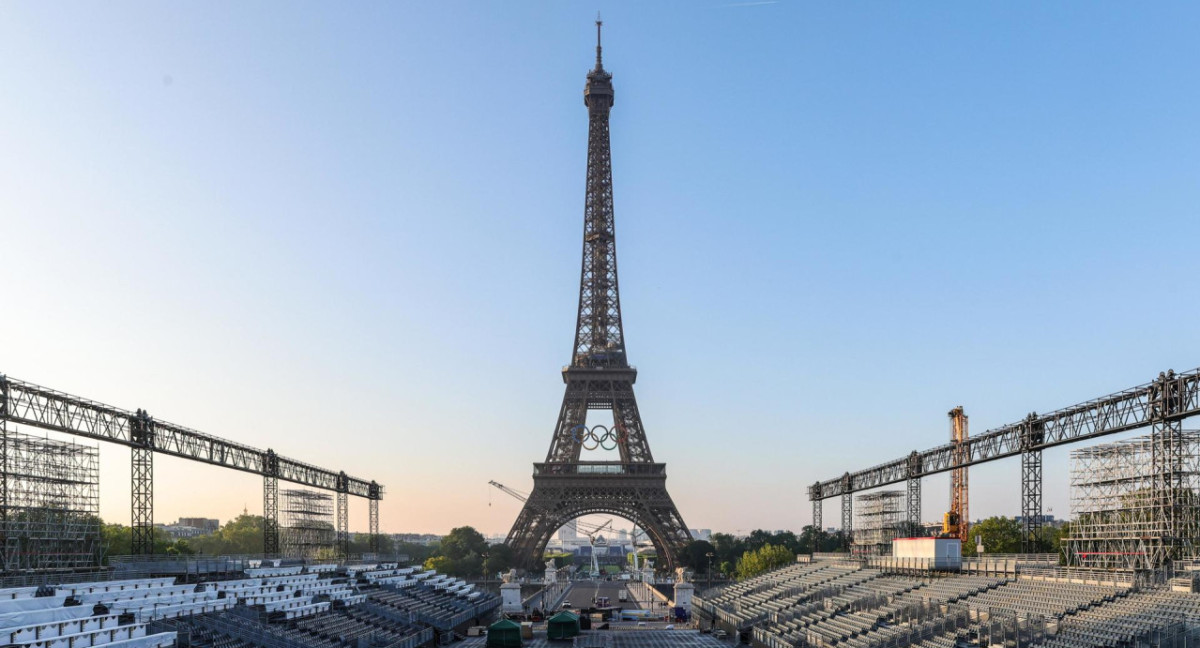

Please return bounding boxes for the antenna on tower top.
[595,13,604,70]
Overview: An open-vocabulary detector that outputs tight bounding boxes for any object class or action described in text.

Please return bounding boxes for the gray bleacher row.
[1034,589,1200,648]
[0,564,494,648]
[700,560,1164,648]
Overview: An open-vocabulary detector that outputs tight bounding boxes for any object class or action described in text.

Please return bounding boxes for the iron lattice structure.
[505,22,691,571]
[0,373,383,556]
[1064,429,1200,571]
[811,369,1200,551]
[1,428,101,572]
[281,488,335,560]
[852,491,904,557]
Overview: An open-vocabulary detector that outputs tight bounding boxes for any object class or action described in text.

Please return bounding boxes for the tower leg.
[907,477,921,531]
[1021,449,1043,553]
[131,446,154,555]
[369,498,379,554]
[1152,418,1184,568]
[337,491,349,558]
[841,493,853,551]
[263,475,279,555]
[812,499,822,552]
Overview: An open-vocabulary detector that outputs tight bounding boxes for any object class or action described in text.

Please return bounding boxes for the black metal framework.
[0,374,382,555]
[130,410,154,555]
[906,451,921,530]
[1020,412,1044,552]
[505,22,691,571]
[263,467,279,556]
[368,498,379,554]
[841,492,853,550]
[336,471,349,558]
[812,498,822,535]
[810,368,1200,502]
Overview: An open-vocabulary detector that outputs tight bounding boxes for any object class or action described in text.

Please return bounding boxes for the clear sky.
[2,2,1199,537]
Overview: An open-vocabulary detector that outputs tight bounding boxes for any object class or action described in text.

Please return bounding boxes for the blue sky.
[1,2,1198,535]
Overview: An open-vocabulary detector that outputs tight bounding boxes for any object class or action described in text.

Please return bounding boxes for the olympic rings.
[569,424,627,450]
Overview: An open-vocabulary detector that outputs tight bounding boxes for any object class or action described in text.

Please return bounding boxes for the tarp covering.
[547,611,580,640]
[0,597,69,615]
[0,605,93,631]
[486,619,522,648]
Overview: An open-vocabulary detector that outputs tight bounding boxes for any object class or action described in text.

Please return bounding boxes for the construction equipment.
[585,519,612,578]
[943,406,969,542]
[488,480,617,537]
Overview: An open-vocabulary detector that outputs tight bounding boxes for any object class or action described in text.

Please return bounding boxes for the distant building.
[176,517,219,533]
[157,523,207,539]
[392,533,442,546]
[690,529,712,541]
[558,520,578,541]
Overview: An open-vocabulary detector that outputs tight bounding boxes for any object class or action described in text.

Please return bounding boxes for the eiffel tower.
[505,21,692,572]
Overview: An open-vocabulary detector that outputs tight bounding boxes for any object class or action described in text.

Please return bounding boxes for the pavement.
[562,579,639,611]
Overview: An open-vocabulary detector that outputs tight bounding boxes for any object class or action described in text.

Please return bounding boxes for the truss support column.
[1152,370,1184,566]
[906,451,922,532]
[907,478,921,530]
[368,480,381,554]
[841,493,853,551]
[336,471,349,558]
[812,498,822,553]
[263,450,279,556]
[130,410,155,555]
[1021,449,1043,552]
[1018,413,1046,553]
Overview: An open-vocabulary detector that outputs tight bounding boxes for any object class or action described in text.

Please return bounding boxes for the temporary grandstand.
[852,491,904,558]
[1064,431,1200,571]
[0,431,101,572]
[694,555,1200,648]
[0,562,499,648]
[282,489,336,560]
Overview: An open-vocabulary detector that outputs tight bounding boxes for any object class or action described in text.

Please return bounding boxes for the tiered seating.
[1034,589,1200,648]
[962,578,1126,620]
[366,574,498,631]
[698,563,879,629]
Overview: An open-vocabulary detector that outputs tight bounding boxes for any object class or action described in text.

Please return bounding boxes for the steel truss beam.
[811,369,1200,501]
[0,375,381,499]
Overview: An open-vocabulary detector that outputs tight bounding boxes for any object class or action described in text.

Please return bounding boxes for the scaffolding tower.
[1064,431,1200,571]
[853,490,904,557]
[281,488,335,560]
[1,428,101,572]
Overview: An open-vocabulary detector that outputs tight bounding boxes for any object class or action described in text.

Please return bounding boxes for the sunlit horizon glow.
[2,2,1199,537]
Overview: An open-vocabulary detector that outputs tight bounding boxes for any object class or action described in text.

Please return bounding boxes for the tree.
[484,543,514,576]
[735,544,794,580]
[964,516,1022,556]
[709,533,745,568]
[189,513,264,555]
[678,540,717,573]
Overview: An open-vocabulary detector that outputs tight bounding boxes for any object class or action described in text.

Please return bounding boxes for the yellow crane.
[943,407,970,542]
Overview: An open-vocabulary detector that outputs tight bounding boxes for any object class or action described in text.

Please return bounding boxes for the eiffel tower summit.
[504,20,693,572]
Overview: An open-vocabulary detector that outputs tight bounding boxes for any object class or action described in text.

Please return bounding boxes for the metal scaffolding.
[1,429,101,572]
[281,488,335,560]
[852,490,904,557]
[1065,430,1200,571]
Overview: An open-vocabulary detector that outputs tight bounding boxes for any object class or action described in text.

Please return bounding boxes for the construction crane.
[584,519,613,578]
[487,480,616,537]
[943,407,970,542]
